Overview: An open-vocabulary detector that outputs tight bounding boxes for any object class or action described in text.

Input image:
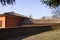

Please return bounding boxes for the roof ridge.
[4,12,29,18]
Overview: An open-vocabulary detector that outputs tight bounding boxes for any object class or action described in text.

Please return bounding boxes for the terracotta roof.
[22,18,60,24]
[5,12,29,18]
[0,12,29,18]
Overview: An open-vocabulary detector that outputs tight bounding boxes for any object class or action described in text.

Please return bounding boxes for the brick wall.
[0,26,53,39]
[6,16,25,28]
[0,16,5,28]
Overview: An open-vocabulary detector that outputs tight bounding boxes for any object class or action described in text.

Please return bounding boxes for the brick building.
[0,12,29,28]
[0,12,60,29]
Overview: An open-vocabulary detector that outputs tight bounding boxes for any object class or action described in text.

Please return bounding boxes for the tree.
[52,8,60,18]
[41,0,60,8]
[41,0,60,18]
[0,0,15,6]
[41,16,49,19]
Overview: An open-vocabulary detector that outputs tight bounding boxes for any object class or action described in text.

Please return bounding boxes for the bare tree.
[52,7,60,18]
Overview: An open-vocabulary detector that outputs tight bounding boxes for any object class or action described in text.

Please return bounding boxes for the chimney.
[30,14,32,18]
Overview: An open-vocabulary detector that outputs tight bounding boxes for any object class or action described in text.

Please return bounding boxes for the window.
[0,21,2,27]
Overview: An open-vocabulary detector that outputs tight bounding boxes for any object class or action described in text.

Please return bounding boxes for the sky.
[0,0,52,19]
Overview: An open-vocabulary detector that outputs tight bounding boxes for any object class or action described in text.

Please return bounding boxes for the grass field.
[23,30,60,40]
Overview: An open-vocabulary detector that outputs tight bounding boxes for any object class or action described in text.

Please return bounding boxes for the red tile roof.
[0,12,29,18]
[22,18,60,24]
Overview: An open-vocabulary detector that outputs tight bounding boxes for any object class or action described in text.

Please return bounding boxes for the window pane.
[0,21,2,27]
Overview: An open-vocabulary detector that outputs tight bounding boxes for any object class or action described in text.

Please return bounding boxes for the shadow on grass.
[20,26,53,39]
[1,26,53,40]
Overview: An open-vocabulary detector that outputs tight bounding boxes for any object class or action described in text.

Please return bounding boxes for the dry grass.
[23,30,60,40]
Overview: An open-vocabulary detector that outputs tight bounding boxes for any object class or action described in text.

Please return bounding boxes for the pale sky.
[0,0,52,19]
